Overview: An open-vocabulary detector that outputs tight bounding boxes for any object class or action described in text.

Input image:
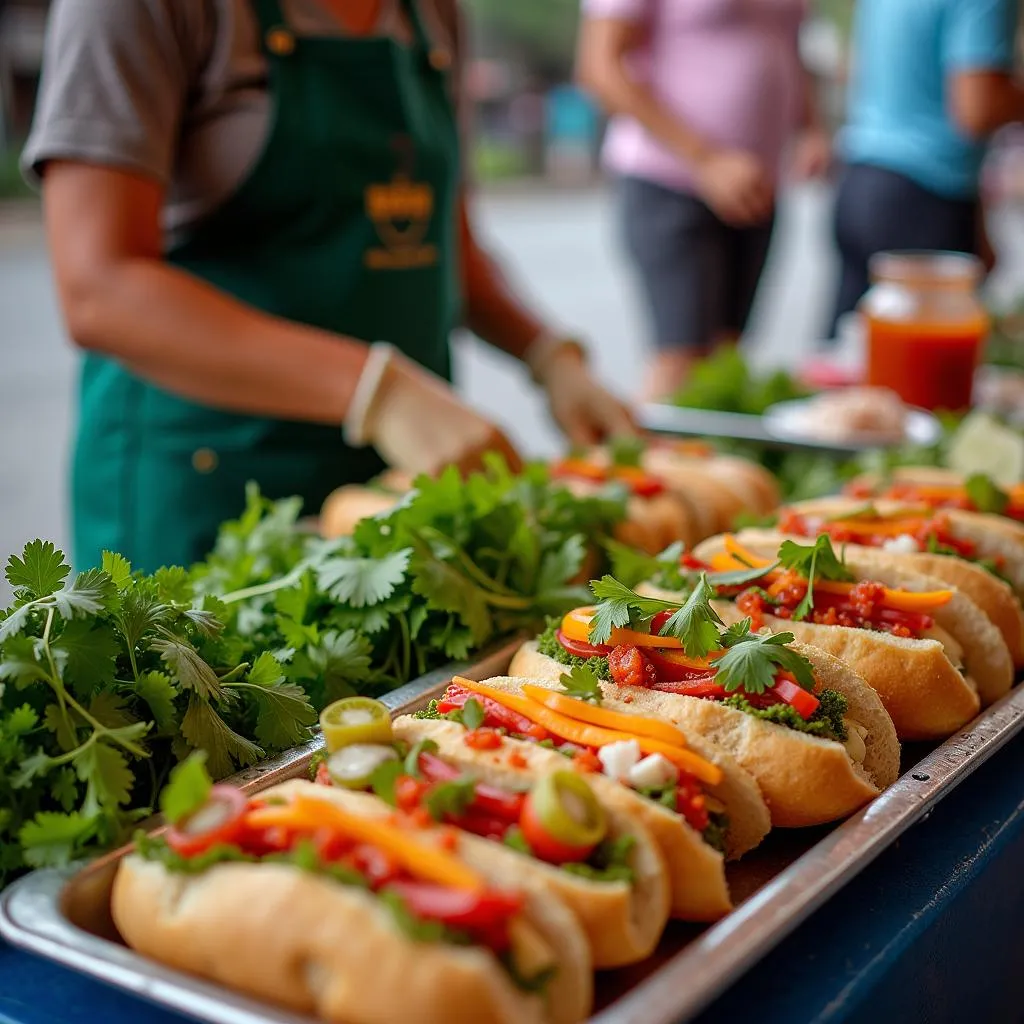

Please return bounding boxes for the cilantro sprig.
[776,535,854,621]
[558,665,603,704]
[586,573,818,698]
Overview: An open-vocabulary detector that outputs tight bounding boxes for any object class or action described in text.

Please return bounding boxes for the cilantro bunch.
[1,460,624,888]
[0,543,315,884]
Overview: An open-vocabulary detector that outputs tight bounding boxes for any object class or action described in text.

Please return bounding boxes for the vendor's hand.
[346,345,522,477]
[790,127,833,181]
[528,337,636,447]
[694,148,774,227]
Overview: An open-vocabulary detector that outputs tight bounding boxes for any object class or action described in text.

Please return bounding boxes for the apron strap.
[397,0,435,58]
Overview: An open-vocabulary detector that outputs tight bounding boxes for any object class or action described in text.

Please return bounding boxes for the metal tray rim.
[4,641,1024,1024]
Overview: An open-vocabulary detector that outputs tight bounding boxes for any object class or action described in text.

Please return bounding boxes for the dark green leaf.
[558,666,603,704]
[87,691,137,731]
[5,540,71,597]
[423,777,477,821]
[707,561,780,588]
[18,811,96,868]
[715,625,816,695]
[370,758,405,806]
[74,742,135,809]
[153,566,193,604]
[460,698,485,731]
[43,704,79,753]
[50,768,79,812]
[404,738,438,778]
[53,568,116,619]
[151,629,224,701]
[54,619,120,695]
[133,671,180,734]
[658,574,725,658]
[0,636,48,687]
[608,434,645,467]
[180,696,263,779]
[536,535,587,595]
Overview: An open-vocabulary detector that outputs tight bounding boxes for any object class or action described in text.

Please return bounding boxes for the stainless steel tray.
[5,637,1024,1024]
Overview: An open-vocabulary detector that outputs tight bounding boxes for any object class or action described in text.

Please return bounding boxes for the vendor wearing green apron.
[23,0,634,572]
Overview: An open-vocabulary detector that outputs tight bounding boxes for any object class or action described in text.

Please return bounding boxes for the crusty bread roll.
[559,477,698,553]
[788,496,1024,634]
[642,448,780,519]
[113,797,593,1024]
[262,780,666,970]
[694,531,1012,735]
[508,643,899,828]
[394,712,770,922]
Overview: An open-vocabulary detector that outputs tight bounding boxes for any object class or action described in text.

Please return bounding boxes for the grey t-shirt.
[23,0,455,247]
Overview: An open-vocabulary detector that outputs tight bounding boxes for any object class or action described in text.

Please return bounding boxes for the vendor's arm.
[443,0,635,442]
[574,0,772,226]
[29,0,520,475]
[946,0,1024,137]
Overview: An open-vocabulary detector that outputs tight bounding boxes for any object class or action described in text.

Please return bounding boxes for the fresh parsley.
[558,666,603,704]
[404,738,439,778]
[158,752,211,826]
[460,698,486,731]
[588,573,724,657]
[423,778,478,821]
[608,435,645,468]
[714,623,817,695]
[777,535,854,620]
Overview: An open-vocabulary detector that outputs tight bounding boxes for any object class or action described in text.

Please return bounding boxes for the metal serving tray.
[5,637,1024,1024]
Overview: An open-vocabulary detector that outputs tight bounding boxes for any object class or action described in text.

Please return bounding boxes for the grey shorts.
[618,176,775,352]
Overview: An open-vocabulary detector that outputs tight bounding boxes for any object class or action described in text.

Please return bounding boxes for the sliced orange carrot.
[560,608,686,649]
[453,678,723,786]
[246,795,483,890]
[722,535,774,569]
[521,683,691,748]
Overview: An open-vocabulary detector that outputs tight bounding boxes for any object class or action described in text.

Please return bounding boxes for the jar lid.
[869,250,983,286]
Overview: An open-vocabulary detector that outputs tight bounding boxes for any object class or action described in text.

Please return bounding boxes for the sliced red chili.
[439,685,549,740]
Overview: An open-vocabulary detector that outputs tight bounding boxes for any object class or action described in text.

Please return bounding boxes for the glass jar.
[859,251,989,412]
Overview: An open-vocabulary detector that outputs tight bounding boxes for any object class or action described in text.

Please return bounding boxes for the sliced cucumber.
[947,412,1024,487]
[326,744,399,790]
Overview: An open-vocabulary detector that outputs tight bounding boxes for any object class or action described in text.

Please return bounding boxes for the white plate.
[763,399,944,451]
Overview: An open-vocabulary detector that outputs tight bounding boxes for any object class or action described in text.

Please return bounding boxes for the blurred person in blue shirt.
[831,0,1023,331]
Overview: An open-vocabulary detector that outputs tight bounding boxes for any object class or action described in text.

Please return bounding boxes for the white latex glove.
[526,334,637,447]
[345,343,522,477]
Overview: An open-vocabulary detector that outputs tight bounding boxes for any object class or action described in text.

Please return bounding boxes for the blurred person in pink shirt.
[578,0,831,400]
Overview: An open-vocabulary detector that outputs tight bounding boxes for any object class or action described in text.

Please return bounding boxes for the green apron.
[72,0,461,573]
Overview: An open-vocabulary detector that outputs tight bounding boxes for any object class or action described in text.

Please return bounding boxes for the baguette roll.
[113,785,594,1024]
[394,711,770,922]
[509,642,899,828]
[694,531,1012,735]
[269,780,667,969]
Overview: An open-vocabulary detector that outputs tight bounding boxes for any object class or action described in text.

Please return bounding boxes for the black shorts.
[830,163,979,334]
[618,175,776,352]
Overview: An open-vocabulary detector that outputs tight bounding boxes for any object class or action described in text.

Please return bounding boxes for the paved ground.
[3,179,1021,602]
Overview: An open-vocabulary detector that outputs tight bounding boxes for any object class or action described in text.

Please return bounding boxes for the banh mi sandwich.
[312,697,669,966]
[509,579,899,827]
[687,533,1013,738]
[845,467,1024,525]
[550,452,699,553]
[112,768,593,1024]
[393,679,772,921]
[773,499,1024,666]
[639,441,781,518]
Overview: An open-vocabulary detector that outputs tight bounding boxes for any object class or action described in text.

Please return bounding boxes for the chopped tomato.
[607,645,658,687]
[419,751,524,822]
[777,509,809,535]
[439,685,549,740]
[464,728,503,751]
[455,810,515,841]
[572,749,603,773]
[395,776,431,813]
[680,553,712,571]
[735,588,769,631]
[508,751,528,769]
[770,675,820,720]
[165,786,249,858]
[314,761,331,786]
[645,647,721,682]
[920,516,976,559]
[313,828,354,863]
[556,629,613,660]
[675,775,710,832]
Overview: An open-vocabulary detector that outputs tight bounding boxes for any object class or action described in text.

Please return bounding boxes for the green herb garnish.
[714,621,817,695]
[558,666,603,705]
[777,535,854,620]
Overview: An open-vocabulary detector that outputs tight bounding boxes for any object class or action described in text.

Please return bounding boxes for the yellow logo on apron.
[364,173,438,270]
